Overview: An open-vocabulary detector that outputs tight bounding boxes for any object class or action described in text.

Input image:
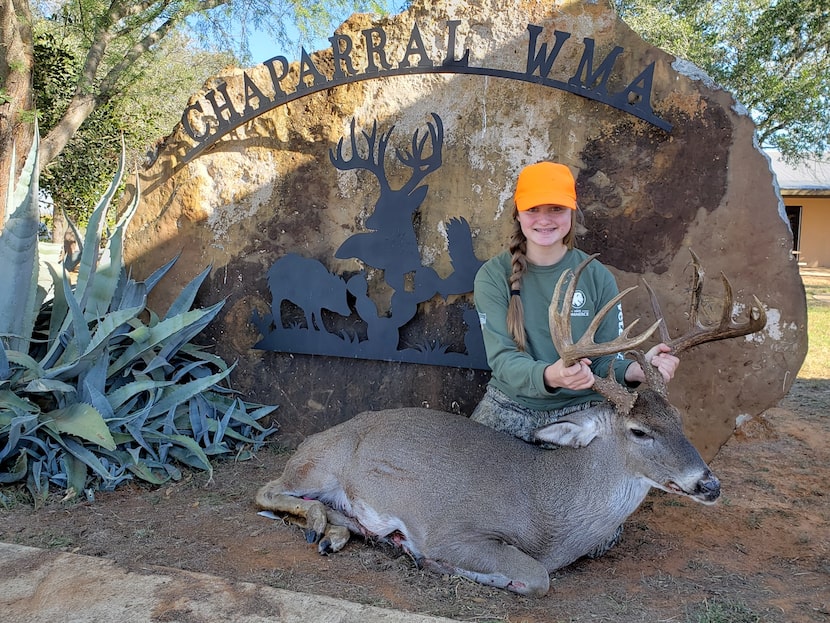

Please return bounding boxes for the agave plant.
[0,131,277,503]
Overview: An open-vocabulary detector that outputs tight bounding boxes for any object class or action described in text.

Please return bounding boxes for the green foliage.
[685,598,760,623]
[615,0,830,160]
[31,27,231,228]
[0,136,278,502]
[799,275,830,378]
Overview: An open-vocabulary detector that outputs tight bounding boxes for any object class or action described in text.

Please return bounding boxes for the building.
[767,149,830,268]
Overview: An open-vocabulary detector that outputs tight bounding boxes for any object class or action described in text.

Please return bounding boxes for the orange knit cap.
[514,162,577,211]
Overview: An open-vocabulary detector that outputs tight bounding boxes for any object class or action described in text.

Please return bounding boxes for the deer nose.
[696,471,721,501]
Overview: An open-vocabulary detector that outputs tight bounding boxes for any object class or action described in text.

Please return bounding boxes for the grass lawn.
[798,273,830,379]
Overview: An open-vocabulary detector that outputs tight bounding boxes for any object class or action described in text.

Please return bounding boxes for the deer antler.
[329,118,394,192]
[396,113,444,195]
[549,254,662,368]
[548,254,662,414]
[642,249,767,356]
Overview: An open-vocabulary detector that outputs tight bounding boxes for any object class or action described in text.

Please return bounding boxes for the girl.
[472,161,679,442]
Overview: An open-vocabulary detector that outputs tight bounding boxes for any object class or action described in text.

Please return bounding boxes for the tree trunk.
[0,0,35,224]
[40,93,99,168]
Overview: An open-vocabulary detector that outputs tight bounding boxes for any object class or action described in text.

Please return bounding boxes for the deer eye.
[629,428,651,439]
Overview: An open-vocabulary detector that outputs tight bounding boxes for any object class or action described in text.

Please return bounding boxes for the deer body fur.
[256,395,719,597]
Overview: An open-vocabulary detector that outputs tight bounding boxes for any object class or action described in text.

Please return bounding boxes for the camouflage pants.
[470,385,603,447]
[470,385,622,558]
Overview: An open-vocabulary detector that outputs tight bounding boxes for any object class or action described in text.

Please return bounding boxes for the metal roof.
[767,149,830,196]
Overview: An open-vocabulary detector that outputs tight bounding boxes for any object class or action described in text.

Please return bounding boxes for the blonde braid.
[506,218,529,351]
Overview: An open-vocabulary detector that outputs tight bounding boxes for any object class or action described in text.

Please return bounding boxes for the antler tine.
[549,254,662,367]
[329,119,394,191]
[667,274,767,354]
[396,113,444,193]
[649,249,767,355]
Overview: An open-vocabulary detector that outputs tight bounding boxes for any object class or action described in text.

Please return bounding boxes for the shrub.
[0,131,277,503]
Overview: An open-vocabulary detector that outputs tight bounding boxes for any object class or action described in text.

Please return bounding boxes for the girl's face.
[516,204,573,251]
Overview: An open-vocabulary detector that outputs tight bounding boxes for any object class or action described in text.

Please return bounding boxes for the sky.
[245,1,402,65]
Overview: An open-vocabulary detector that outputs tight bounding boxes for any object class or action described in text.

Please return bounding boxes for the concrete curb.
[0,542,461,623]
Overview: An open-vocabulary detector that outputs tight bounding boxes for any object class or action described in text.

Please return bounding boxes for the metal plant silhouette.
[253,113,487,368]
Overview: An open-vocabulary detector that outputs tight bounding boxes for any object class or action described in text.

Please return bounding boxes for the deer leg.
[257,490,329,543]
[317,508,355,554]
[424,539,550,597]
[256,481,355,553]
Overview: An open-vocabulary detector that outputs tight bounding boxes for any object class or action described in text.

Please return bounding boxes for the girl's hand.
[625,343,680,384]
[646,343,680,382]
[544,358,595,391]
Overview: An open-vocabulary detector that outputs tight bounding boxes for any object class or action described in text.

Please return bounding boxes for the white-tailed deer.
[256,252,766,597]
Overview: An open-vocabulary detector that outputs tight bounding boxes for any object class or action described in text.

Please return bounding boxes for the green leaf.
[83,181,140,320]
[107,302,225,377]
[0,131,41,353]
[147,365,234,419]
[0,451,28,484]
[73,144,126,305]
[126,460,171,485]
[24,378,76,393]
[106,378,174,413]
[0,390,39,414]
[63,452,89,496]
[40,404,117,451]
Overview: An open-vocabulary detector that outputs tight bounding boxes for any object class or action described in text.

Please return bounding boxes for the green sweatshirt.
[474,248,633,410]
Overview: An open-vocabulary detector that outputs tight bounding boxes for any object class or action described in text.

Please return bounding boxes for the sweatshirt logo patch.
[571,289,590,317]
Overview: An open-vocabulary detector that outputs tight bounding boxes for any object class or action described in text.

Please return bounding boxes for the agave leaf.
[0,390,39,415]
[57,270,92,362]
[24,378,76,393]
[106,378,174,413]
[47,433,115,482]
[151,302,226,372]
[83,182,140,320]
[62,452,89,497]
[45,263,70,344]
[40,305,143,381]
[60,208,83,272]
[27,459,49,503]
[108,302,225,377]
[143,430,213,473]
[0,340,8,381]
[5,349,44,377]
[176,343,230,370]
[73,144,127,306]
[143,253,180,294]
[113,276,147,312]
[79,351,108,403]
[0,451,28,484]
[147,365,235,419]
[126,460,170,485]
[0,413,40,463]
[82,377,115,421]
[0,132,41,353]
[40,403,117,451]
[164,264,212,320]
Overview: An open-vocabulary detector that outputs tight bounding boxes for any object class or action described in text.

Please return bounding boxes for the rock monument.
[124,0,808,457]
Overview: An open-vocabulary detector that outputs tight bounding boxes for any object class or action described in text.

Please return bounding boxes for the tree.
[614,0,830,161]
[0,0,386,223]
[32,26,233,227]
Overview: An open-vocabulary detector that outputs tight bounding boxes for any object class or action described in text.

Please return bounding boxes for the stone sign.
[124,0,808,457]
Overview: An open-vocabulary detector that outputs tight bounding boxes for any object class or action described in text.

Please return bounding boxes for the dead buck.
[256,252,766,596]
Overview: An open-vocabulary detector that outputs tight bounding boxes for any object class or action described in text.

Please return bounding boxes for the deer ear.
[534,417,600,448]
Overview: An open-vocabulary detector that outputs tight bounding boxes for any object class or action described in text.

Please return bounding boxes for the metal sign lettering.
[176,20,670,165]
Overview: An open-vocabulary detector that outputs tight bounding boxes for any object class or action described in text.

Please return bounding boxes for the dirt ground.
[0,374,827,623]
